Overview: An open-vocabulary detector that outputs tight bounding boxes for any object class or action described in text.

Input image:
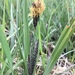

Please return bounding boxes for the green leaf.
[43,19,75,75]
[0,26,13,70]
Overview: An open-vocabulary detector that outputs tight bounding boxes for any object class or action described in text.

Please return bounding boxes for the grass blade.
[23,0,30,74]
[0,26,13,71]
[43,19,75,75]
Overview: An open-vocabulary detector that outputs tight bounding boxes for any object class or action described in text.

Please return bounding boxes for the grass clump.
[0,0,75,75]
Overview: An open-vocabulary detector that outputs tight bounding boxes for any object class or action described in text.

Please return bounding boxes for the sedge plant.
[43,18,75,75]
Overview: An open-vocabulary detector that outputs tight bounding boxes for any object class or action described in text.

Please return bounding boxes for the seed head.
[29,0,45,28]
[29,0,45,18]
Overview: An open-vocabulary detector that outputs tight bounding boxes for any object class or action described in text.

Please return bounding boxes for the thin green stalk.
[5,0,10,17]
[23,0,30,74]
[2,0,5,30]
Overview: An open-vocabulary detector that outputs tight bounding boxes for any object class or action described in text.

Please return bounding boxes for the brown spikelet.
[28,41,39,75]
[29,0,45,28]
[33,15,39,28]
